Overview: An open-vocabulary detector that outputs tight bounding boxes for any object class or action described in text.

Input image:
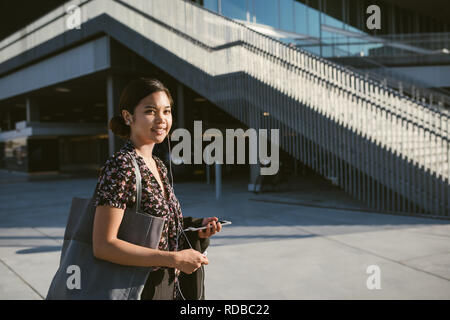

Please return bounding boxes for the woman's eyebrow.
[143,105,171,109]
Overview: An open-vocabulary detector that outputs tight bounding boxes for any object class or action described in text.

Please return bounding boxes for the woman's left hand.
[198,217,222,239]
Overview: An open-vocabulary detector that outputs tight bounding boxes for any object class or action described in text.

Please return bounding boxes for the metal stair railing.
[316,42,450,111]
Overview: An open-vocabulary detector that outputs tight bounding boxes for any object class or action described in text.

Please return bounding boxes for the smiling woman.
[91,77,223,300]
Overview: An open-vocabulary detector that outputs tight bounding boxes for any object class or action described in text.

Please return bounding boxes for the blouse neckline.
[123,139,170,202]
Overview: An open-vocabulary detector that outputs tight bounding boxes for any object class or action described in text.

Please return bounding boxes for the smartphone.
[183,219,232,232]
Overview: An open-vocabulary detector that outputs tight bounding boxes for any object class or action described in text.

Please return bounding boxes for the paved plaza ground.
[0,169,449,299]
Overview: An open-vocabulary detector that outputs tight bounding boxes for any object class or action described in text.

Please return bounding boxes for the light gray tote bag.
[46,152,165,300]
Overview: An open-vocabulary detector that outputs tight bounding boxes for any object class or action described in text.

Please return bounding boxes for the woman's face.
[124,91,173,144]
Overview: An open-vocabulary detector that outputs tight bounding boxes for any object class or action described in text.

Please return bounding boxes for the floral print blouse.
[93,138,185,298]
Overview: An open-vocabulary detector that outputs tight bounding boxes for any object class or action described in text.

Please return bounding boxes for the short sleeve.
[93,155,135,210]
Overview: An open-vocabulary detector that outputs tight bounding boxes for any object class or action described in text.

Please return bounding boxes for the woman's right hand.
[174,249,209,274]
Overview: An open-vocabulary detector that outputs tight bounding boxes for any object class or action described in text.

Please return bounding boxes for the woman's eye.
[145,109,171,114]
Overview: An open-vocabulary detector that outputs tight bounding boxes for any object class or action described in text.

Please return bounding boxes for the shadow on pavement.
[16,246,62,254]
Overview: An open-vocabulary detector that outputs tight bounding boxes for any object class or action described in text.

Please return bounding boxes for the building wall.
[199,0,449,58]
[201,0,448,35]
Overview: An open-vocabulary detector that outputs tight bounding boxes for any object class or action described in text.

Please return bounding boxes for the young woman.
[92,78,222,300]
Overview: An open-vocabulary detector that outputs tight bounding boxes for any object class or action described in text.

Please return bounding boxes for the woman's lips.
[152,128,166,135]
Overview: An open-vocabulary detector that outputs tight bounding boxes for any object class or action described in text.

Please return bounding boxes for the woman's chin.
[152,134,167,143]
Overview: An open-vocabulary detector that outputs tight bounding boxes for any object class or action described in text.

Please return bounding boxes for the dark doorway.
[28,138,59,172]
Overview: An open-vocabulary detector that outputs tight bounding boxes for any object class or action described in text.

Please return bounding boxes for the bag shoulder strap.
[129,153,142,213]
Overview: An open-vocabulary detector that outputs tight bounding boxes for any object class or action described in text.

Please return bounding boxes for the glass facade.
[199,0,449,58]
[203,0,218,12]
[221,0,247,21]
[0,135,108,173]
[279,0,294,32]
[3,137,28,172]
[253,0,279,27]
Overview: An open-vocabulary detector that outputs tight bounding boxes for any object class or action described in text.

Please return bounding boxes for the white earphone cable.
[168,135,204,300]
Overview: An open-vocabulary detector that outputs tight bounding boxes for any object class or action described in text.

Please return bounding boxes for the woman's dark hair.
[109,78,174,139]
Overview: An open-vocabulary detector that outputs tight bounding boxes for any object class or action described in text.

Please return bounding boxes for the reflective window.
[307,5,321,38]
[321,14,346,44]
[203,0,218,13]
[253,0,279,27]
[4,137,28,172]
[293,1,308,35]
[212,0,446,58]
[221,0,247,21]
[322,11,344,29]
[279,0,294,32]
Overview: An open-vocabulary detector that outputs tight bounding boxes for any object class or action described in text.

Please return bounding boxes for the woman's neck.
[129,136,155,160]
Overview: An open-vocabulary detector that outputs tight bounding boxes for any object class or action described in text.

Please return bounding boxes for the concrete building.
[0,0,448,216]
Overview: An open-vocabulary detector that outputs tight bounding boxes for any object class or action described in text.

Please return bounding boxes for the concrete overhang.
[0,120,107,142]
[0,0,219,107]
[0,35,110,100]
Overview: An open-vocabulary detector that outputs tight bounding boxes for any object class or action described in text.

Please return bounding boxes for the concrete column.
[248,163,261,192]
[248,108,261,192]
[206,164,211,184]
[176,83,185,129]
[4,106,13,130]
[355,0,362,31]
[293,158,298,176]
[26,97,40,122]
[389,4,396,34]
[201,101,209,125]
[201,99,211,184]
[107,73,128,156]
[215,162,222,200]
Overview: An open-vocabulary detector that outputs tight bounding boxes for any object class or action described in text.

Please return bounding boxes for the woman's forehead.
[138,91,170,108]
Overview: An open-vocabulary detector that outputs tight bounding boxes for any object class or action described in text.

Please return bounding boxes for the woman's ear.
[122,110,133,125]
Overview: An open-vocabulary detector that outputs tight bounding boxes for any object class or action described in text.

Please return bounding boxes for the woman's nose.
[154,112,164,122]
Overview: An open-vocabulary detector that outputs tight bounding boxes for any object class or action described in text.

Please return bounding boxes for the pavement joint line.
[0,245,52,248]
[258,213,450,282]
[249,197,376,213]
[399,250,450,263]
[0,202,69,212]
[249,198,450,221]
[310,229,450,282]
[0,227,63,244]
[405,230,450,240]
[0,257,44,299]
[31,227,64,245]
